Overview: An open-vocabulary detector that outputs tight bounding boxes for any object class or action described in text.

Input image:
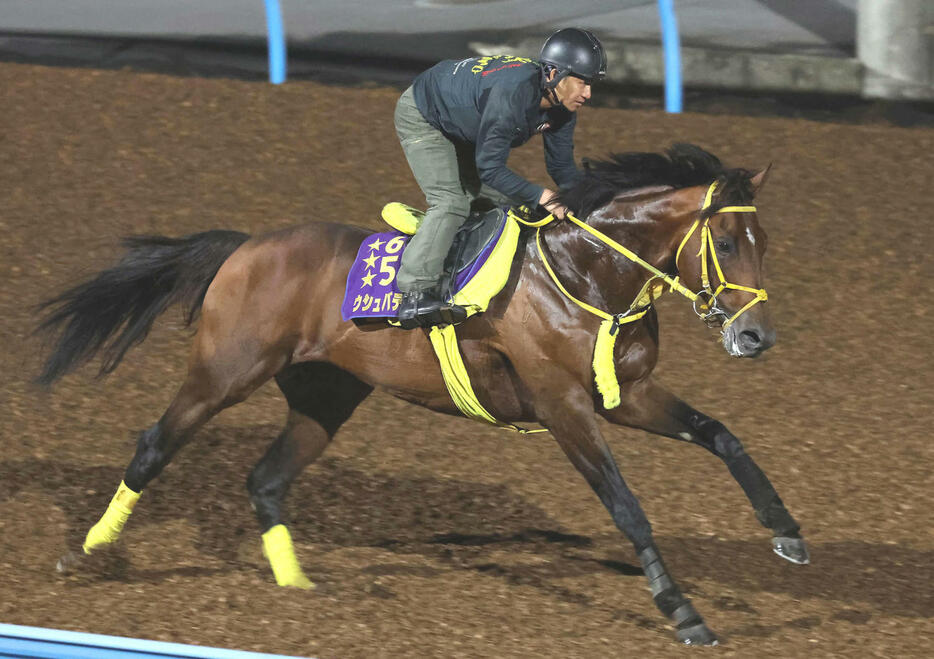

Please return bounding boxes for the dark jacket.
[412,55,582,207]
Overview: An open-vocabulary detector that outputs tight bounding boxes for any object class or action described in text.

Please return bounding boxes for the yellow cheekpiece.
[262,524,314,589]
[83,480,141,553]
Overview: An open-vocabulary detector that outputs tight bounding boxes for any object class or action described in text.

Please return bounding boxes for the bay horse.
[36,144,808,645]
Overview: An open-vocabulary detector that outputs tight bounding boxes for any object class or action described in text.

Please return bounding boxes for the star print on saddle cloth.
[341,231,409,321]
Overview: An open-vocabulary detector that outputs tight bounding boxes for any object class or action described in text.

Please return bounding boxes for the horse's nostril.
[739,330,761,350]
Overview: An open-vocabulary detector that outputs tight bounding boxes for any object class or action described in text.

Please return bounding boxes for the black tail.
[35,229,250,386]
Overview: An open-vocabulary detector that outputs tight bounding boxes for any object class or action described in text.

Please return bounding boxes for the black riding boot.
[397,287,468,329]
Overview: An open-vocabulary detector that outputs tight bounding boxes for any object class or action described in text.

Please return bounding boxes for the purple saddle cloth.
[341,232,410,321]
[341,214,507,322]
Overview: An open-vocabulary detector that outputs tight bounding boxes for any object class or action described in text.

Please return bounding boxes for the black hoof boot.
[772,536,810,565]
[396,288,467,329]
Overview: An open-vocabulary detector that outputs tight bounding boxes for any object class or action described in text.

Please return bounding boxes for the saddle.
[383,202,507,295]
[341,204,520,324]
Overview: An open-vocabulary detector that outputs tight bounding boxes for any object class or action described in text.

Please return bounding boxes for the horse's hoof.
[676,622,719,646]
[772,536,810,565]
[56,550,82,574]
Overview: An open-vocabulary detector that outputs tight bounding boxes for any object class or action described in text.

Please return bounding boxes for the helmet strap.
[547,86,560,106]
[541,65,566,106]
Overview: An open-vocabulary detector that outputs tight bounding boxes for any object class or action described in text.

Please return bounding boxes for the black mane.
[560,143,755,219]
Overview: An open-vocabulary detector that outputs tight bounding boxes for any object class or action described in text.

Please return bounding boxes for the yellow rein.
[515,180,768,333]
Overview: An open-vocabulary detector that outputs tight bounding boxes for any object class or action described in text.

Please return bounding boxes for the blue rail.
[657,0,683,113]
[0,623,309,659]
[264,0,287,84]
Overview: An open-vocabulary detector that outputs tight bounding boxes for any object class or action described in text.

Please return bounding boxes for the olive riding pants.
[394,86,513,293]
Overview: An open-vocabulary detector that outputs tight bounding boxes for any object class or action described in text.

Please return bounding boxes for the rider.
[394,28,607,329]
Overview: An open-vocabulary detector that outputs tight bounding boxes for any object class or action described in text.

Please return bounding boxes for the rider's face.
[553,74,592,112]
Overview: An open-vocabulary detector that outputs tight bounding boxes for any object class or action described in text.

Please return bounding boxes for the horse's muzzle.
[722,322,776,358]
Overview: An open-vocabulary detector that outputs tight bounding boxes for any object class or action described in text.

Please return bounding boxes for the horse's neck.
[534,191,694,314]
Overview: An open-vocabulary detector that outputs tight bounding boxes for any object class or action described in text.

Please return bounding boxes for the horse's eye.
[715,240,731,253]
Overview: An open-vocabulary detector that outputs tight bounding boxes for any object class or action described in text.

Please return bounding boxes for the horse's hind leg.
[73,342,291,563]
[247,362,373,588]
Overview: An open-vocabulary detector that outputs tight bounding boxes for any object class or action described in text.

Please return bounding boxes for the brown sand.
[1,62,932,658]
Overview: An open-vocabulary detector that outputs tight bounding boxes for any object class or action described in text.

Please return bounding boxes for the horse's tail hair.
[35,229,250,387]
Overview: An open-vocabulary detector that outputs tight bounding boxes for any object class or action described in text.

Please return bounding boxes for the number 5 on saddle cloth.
[340,203,521,327]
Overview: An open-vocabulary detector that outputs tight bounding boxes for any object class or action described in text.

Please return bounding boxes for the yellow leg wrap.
[261,524,314,589]
[83,480,141,554]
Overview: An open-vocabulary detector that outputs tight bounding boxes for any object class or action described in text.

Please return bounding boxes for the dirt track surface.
[1,63,932,658]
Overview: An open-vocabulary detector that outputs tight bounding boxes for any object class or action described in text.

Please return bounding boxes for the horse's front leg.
[538,388,719,645]
[602,376,809,565]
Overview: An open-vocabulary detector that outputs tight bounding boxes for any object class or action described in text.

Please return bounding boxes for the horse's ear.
[749,164,772,195]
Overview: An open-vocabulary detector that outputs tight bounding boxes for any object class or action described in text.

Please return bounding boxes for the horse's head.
[675,168,774,358]
[555,145,779,359]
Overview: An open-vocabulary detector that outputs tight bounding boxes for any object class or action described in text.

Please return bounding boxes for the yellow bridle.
[515,180,768,332]
[674,181,768,330]
[511,181,769,409]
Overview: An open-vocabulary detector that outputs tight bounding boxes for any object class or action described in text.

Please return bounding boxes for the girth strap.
[429,325,547,434]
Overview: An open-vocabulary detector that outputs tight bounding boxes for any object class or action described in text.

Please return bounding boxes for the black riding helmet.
[540,28,607,91]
